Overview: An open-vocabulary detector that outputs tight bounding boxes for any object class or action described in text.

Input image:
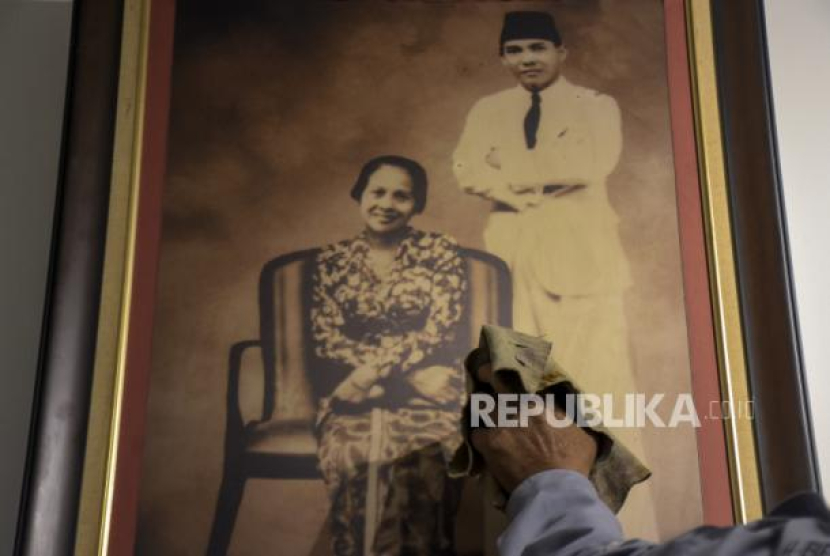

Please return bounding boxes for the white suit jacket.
[453,77,631,295]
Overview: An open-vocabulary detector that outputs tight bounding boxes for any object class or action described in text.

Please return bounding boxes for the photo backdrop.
[136,1,702,554]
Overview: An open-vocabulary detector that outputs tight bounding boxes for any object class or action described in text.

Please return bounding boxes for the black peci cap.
[499,11,562,53]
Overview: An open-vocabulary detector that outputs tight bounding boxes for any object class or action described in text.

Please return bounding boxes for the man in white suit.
[453,11,656,538]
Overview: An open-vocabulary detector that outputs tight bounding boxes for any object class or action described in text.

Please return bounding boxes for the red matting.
[107,0,175,553]
[664,0,733,526]
[107,0,734,551]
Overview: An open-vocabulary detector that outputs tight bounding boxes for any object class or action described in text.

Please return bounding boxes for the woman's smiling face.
[359,164,417,236]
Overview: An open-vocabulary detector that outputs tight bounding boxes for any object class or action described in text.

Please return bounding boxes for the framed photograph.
[17,1,818,555]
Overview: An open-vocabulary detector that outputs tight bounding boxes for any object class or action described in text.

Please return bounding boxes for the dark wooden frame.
[13,0,124,554]
[14,0,820,554]
[711,0,820,507]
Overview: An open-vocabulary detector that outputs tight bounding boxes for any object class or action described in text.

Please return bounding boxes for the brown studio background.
[136,1,702,554]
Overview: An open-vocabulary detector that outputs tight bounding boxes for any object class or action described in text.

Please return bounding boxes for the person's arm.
[453,98,505,198]
[310,252,397,400]
[385,235,467,374]
[499,470,657,556]
[503,469,828,556]
[471,381,794,556]
[310,261,378,370]
[589,93,623,183]
[453,98,536,210]
[471,399,641,556]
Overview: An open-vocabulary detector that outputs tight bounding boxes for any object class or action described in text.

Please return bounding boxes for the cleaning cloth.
[448,324,651,512]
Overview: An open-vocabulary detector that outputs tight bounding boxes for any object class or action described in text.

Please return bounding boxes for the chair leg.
[206,467,246,556]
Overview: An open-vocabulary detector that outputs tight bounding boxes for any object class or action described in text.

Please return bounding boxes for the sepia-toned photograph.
[135,1,703,554]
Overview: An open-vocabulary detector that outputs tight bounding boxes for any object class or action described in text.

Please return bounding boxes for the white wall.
[764,0,830,492]
[0,1,73,553]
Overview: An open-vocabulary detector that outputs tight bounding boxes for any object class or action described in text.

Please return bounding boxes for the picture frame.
[15,0,819,554]
[708,0,818,506]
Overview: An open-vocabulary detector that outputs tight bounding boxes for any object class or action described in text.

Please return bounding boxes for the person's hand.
[330,365,387,403]
[407,365,460,404]
[470,363,598,493]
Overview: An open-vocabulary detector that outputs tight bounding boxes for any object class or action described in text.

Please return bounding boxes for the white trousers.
[484,212,659,540]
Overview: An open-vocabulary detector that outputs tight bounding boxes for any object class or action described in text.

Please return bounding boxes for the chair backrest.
[257,249,320,423]
[256,246,512,423]
[457,247,513,349]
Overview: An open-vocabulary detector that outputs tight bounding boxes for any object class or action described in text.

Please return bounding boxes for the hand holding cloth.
[448,325,651,512]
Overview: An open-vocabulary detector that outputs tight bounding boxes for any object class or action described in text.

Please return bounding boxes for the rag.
[448,324,651,512]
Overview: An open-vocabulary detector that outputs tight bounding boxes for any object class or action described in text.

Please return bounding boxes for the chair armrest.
[227,340,265,429]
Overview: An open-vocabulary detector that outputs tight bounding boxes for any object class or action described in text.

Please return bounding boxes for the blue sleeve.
[498,470,830,556]
[498,470,656,556]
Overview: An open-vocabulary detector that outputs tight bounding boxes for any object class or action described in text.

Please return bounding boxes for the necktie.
[524,90,541,149]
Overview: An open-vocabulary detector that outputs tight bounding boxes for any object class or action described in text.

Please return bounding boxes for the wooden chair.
[206,247,511,555]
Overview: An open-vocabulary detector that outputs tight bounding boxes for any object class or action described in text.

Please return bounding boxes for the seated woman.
[311,155,469,555]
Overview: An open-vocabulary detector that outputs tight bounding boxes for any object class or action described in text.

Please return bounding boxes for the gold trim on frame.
[74,0,150,553]
[686,0,763,522]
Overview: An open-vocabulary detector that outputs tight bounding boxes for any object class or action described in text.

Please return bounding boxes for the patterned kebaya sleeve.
[311,234,467,374]
[387,233,468,373]
[310,246,372,369]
